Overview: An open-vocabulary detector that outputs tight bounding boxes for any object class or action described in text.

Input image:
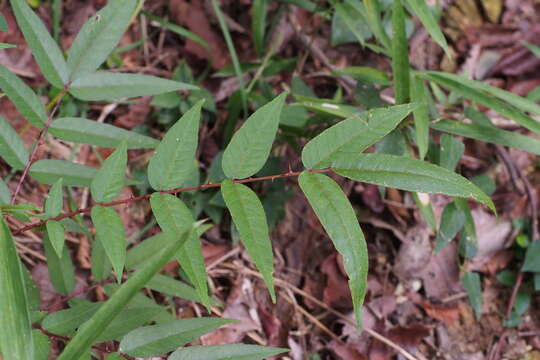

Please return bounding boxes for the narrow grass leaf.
[333,66,389,85]
[9,0,68,87]
[333,153,495,212]
[45,178,63,217]
[435,201,465,253]
[42,302,101,335]
[222,93,286,179]
[404,0,450,57]
[43,230,75,295]
[0,218,33,360]
[422,72,540,134]
[57,229,192,360]
[67,0,138,79]
[302,103,418,169]
[461,271,483,319]
[362,0,391,49]
[50,118,158,149]
[69,72,198,101]
[145,274,214,305]
[148,101,202,190]
[46,220,65,258]
[169,344,288,360]
[91,141,127,203]
[431,119,540,156]
[410,76,429,159]
[391,0,410,104]
[0,65,47,128]
[119,318,236,357]
[251,0,267,56]
[221,180,276,302]
[439,134,464,171]
[0,115,28,170]
[91,206,126,281]
[95,307,161,342]
[455,198,478,258]
[296,100,363,118]
[299,171,368,328]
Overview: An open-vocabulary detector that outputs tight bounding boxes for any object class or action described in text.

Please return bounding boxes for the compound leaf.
[298,171,368,328]
[221,180,275,302]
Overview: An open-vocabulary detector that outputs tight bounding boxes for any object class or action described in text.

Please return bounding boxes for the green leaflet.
[222,93,286,179]
[298,171,368,328]
[91,141,127,203]
[391,0,410,104]
[67,0,139,80]
[32,329,51,360]
[145,274,210,305]
[410,76,429,159]
[251,0,267,57]
[148,101,203,190]
[0,66,47,129]
[404,0,450,57]
[221,180,276,302]
[95,307,161,342]
[169,344,288,360]
[362,0,391,50]
[0,218,33,360]
[45,178,63,217]
[461,271,482,320]
[439,134,464,171]
[30,160,97,187]
[91,234,112,282]
[0,116,28,170]
[119,318,236,357]
[42,302,102,336]
[9,0,69,88]
[46,220,65,258]
[69,72,198,101]
[302,103,418,169]
[522,241,540,272]
[333,153,495,212]
[50,118,158,149]
[333,66,389,85]
[149,193,209,307]
[0,178,11,205]
[422,72,540,134]
[435,201,465,253]
[57,229,193,360]
[43,230,75,295]
[431,120,540,156]
[91,206,126,281]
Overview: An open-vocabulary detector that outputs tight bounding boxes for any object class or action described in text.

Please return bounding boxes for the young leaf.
[302,103,418,169]
[67,0,139,79]
[404,0,450,57]
[439,134,464,171]
[522,241,540,272]
[298,171,368,328]
[50,118,159,149]
[461,271,482,319]
[43,230,75,295]
[222,93,287,179]
[422,72,540,134]
[148,101,203,190]
[0,115,29,170]
[119,318,236,357]
[9,0,69,87]
[91,206,126,281]
[45,178,64,217]
[42,302,101,336]
[30,160,97,187]
[391,0,410,104]
[57,229,193,360]
[0,65,47,129]
[0,178,11,205]
[431,120,540,156]
[168,344,288,360]
[410,76,429,159]
[251,0,267,57]
[46,220,65,258]
[435,201,465,253]
[69,72,198,101]
[91,141,127,203]
[333,153,496,212]
[221,179,276,302]
[0,218,34,360]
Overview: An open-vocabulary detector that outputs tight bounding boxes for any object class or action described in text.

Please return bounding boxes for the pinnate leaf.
[9,0,68,87]
[0,218,34,359]
[69,72,197,101]
[119,318,236,357]
[50,118,158,149]
[302,103,418,169]
[91,141,127,203]
[148,101,202,190]
[67,0,139,79]
[222,92,286,179]
[333,153,495,212]
[0,115,28,170]
[169,344,288,360]
[299,171,368,328]
[221,179,276,302]
[91,206,126,281]
[0,65,47,129]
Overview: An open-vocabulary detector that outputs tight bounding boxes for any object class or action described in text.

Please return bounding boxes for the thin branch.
[13,168,333,235]
[11,88,69,204]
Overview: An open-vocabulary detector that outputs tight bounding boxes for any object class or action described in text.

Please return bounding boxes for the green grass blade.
[169,344,289,360]
[391,0,410,104]
[404,0,450,57]
[142,11,209,51]
[410,76,429,159]
[251,0,267,56]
